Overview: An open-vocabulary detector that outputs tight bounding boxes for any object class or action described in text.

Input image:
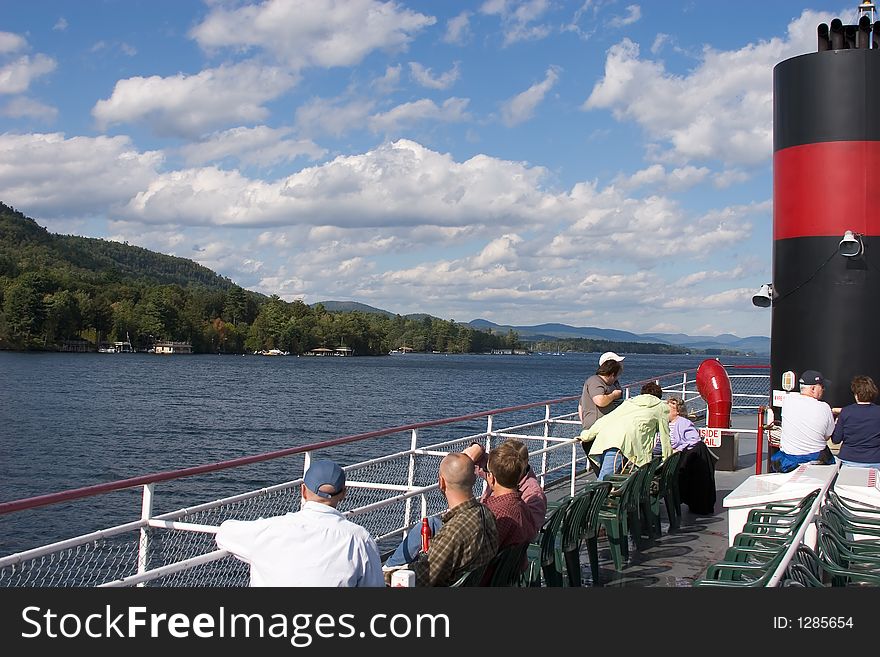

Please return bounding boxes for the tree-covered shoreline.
[0,202,708,357]
[0,202,524,355]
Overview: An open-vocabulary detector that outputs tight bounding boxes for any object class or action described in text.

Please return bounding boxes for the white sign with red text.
[699,427,722,447]
[772,390,788,408]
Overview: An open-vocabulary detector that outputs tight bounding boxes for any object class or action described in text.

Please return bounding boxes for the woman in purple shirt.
[668,397,701,451]
[652,397,701,455]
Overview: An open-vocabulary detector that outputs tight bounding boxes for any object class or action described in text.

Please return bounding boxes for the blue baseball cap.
[303,460,346,498]
[799,370,829,386]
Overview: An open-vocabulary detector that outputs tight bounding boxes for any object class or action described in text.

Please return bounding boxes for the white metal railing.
[0,365,770,587]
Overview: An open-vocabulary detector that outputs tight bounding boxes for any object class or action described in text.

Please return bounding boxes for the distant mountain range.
[315,300,771,355]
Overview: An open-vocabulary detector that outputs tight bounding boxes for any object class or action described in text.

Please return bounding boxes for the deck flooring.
[549,432,759,587]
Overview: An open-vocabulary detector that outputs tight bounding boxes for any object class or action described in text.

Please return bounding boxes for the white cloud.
[372,65,401,93]
[608,4,641,28]
[501,66,559,126]
[674,266,746,287]
[0,54,56,95]
[53,18,68,32]
[615,163,710,192]
[712,168,751,188]
[0,132,163,215]
[295,96,376,138]
[179,126,326,167]
[651,32,669,54]
[0,129,766,334]
[92,61,297,137]
[481,0,552,46]
[369,98,471,133]
[409,61,461,90]
[583,9,835,167]
[117,139,560,229]
[0,32,27,54]
[538,187,756,266]
[190,0,435,70]
[663,287,752,310]
[472,234,524,268]
[444,12,472,45]
[1,96,58,121]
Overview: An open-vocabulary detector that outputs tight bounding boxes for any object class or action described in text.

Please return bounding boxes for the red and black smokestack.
[772,17,880,409]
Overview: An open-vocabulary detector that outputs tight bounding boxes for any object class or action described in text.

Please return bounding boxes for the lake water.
[0,351,766,555]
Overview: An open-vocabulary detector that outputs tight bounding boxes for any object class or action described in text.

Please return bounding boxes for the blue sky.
[0,1,858,337]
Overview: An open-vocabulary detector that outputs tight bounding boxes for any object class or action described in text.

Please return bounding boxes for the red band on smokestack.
[774,140,880,240]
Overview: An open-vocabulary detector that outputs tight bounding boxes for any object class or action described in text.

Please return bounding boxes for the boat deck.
[552,428,758,587]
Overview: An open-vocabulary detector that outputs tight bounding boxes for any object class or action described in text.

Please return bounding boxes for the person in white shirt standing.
[771,369,837,473]
[215,459,384,587]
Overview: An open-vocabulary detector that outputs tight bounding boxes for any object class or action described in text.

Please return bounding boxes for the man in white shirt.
[772,369,837,473]
[215,459,384,587]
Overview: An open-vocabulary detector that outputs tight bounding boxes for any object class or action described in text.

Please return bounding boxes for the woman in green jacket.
[579,382,673,480]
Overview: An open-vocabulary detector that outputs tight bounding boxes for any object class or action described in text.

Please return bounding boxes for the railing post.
[541,404,550,489]
[137,483,154,587]
[756,406,765,475]
[300,452,312,511]
[403,428,419,540]
[481,415,494,499]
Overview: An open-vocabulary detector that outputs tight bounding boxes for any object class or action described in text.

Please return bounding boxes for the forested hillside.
[0,203,517,355]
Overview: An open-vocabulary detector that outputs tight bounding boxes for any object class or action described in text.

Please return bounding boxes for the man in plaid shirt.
[412,452,499,586]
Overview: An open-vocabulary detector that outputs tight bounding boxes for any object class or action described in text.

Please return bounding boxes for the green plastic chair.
[525,497,571,587]
[581,480,612,587]
[821,502,880,534]
[637,457,662,541]
[449,564,488,587]
[648,451,683,535]
[695,490,821,587]
[815,527,880,587]
[817,509,880,546]
[557,481,612,587]
[557,488,594,586]
[826,489,880,516]
[693,548,790,586]
[610,458,661,549]
[484,542,530,587]
[746,488,821,525]
[814,518,880,566]
[598,469,642,571]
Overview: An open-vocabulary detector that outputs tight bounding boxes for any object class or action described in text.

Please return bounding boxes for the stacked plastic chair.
[693,488,821,587]
[558,480,611,586]
[525,498,571,587]
[809,489,880,586]
[649,450,684,533]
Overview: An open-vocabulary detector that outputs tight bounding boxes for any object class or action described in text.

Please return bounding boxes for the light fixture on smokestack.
[839,230,864,257]
[752,283,773,308]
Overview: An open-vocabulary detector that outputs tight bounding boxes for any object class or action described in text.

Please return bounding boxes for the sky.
[0,1,861,338]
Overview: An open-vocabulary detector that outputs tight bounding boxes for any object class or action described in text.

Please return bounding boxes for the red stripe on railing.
[0,394,580,516]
